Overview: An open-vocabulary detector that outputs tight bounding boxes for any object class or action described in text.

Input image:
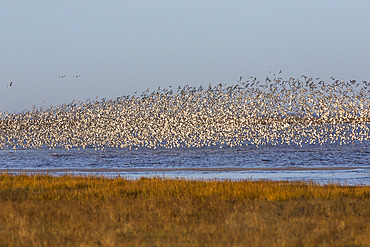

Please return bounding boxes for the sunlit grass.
[0,174,369,246]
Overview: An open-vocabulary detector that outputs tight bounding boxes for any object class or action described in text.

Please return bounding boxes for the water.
[1,142,370,185]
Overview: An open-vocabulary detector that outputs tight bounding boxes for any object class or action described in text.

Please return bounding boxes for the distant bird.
[73,75,81,78]
[7,82,13,88]
[279,70,282,74]
[58,75,66,79]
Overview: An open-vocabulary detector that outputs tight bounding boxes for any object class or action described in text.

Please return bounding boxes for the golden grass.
[0,174,369,246]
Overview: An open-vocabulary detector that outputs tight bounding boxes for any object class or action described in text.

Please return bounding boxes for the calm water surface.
[1,142,370,185]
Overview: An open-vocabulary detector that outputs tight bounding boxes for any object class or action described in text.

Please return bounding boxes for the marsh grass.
[0,174,369,246]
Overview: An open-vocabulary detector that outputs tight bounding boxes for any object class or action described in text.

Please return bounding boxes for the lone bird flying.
[7,82,13,88]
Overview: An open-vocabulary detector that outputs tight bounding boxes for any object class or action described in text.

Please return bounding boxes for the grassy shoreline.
[1,174,369,246]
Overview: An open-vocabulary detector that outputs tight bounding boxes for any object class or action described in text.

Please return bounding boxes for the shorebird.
[58,75,66,79]
[1,74,369,150]
[7,82,13,88]
[73,75,81,78]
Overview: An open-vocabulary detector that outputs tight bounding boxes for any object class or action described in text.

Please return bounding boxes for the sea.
[1,142,370,186]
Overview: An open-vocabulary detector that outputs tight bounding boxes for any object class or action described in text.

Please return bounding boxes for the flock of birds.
[1,74,370,150]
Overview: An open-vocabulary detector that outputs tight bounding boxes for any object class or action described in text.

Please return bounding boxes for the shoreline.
[1,166,368,173]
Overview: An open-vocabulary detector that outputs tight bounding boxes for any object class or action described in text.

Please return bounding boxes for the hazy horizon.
[1,0,369,113]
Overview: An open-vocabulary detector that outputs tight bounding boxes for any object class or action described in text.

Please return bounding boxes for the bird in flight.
[279,70,282,74]
[7,82,13,88]
[58,75,66,79]
[73,75,81,78]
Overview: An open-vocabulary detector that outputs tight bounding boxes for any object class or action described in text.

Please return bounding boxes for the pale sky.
[1,0,369,113]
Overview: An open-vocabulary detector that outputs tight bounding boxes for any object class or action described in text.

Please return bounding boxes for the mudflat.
[1,166,367,173]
